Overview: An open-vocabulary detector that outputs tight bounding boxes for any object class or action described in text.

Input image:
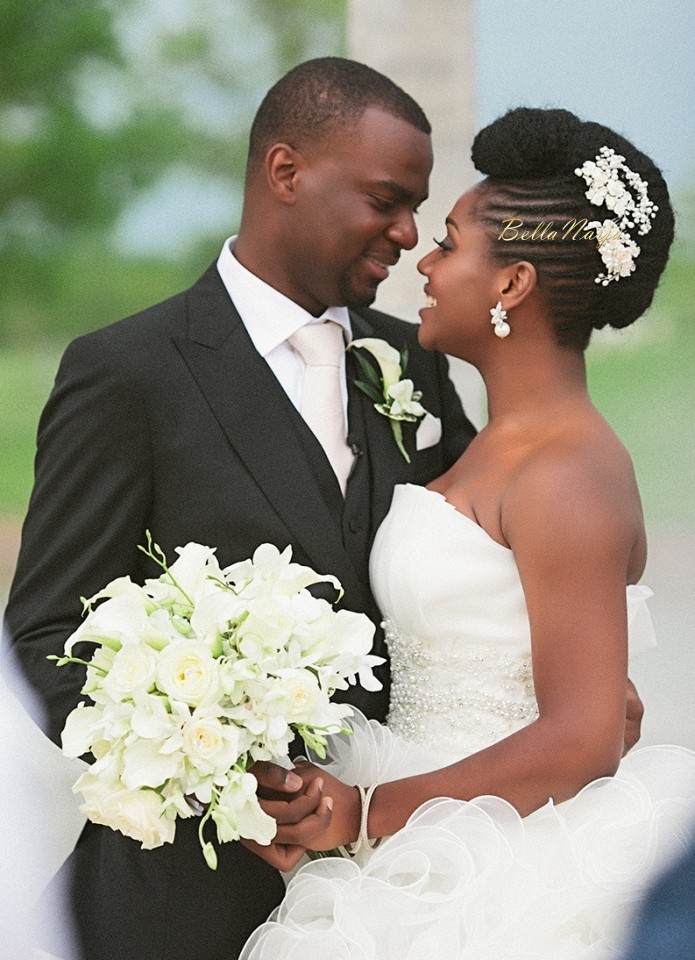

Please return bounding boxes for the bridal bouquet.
[53,534,382,868]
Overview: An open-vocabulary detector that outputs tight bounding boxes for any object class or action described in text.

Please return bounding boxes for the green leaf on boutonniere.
[353,379,384,405]
[351,348,383,389]
[347,338,428,464]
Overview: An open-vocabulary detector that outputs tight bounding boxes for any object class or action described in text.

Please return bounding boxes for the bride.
[240,107,695,959]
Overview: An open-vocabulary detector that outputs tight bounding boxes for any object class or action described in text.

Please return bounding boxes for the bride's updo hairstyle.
[471,108,674,349]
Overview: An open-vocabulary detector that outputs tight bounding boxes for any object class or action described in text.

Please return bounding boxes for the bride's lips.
[419,287,437,319]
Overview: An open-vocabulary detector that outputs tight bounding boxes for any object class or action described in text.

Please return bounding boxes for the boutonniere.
[348,338,427,463]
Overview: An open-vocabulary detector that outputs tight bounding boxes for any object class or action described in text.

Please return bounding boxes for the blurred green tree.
[0,0,345,344]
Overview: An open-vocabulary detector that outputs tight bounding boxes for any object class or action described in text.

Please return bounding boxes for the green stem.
[47,654,109,676]
[197,791,220,870]
[138,531,195,607]
[390,420,410,462]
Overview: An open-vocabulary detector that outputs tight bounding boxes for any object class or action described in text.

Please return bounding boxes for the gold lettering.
[595,222,620,249]
[562,218,589,240]
[498,218,523,241]
[534,221,558,241]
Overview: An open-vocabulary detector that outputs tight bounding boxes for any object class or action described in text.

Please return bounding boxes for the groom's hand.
[242,764,333,871]
[623,678,644,755]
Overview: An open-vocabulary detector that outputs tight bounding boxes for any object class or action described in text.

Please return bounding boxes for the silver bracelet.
[344,784,381,856]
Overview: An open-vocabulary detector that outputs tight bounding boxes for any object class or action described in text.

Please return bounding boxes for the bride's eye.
[433,237,452,252]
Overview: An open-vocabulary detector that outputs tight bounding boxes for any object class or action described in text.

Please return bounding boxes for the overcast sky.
[475,0,694,192]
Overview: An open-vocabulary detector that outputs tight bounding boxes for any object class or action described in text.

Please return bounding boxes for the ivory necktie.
[289,321,354,495]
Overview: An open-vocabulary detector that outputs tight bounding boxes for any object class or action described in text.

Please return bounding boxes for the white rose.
[274,669,321,724]
[181,715,241,777]
[156,640,220,706]
[101,643,157,701]
[75,770,175,849]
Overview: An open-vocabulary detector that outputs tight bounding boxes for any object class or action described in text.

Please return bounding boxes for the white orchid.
[213,771,277,848]
[379,379,427,421]
[348,338,428,462]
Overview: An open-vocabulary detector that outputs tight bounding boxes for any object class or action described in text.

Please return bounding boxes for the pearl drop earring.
[490,301,510,338]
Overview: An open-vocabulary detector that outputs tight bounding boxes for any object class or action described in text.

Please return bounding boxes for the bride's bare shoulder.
[503,411,644,559]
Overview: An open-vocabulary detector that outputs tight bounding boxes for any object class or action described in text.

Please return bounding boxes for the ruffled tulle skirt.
[240,714,695,960]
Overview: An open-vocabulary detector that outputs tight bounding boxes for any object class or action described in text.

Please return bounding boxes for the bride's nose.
[417,248,436,275]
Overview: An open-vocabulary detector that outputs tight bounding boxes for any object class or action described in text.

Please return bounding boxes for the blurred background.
[1,3,693,953]
[1,0,693,734]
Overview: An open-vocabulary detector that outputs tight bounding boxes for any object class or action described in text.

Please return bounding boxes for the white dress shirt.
[216,236,352,422]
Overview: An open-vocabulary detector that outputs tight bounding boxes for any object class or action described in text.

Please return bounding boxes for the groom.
[4,58,476,960]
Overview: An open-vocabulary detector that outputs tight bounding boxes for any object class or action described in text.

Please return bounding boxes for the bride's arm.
[288,445,645,850]
[367,447,643,839]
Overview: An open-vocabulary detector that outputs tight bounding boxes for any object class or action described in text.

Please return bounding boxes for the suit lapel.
[172,267,364,597]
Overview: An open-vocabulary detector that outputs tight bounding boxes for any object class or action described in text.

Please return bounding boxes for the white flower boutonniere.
[348,338,427,462]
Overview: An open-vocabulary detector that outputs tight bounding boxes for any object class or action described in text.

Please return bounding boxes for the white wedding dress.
[241,484,695,960]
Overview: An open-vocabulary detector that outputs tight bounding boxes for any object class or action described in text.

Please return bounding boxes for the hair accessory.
[574,146,658,286]
[490,301,510,338]
[344,784,382,857]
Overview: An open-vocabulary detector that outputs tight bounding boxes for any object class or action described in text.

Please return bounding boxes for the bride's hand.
[623,678,644,755]
[289,761,362,851]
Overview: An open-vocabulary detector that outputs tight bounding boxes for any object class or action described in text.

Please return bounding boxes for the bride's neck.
[481,346,589,427]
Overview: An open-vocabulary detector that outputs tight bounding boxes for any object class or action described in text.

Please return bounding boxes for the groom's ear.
[497,261,537,310]
[264,143,307,204]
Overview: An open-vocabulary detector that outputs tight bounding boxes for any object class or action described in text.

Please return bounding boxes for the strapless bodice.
[369,484,655,758]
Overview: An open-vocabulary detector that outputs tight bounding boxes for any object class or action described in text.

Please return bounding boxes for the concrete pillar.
[348,0,484,424]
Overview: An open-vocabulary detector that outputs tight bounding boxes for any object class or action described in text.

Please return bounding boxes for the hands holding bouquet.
[52,535,382,869]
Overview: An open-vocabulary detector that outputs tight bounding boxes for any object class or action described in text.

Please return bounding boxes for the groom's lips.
[361,250,399,282]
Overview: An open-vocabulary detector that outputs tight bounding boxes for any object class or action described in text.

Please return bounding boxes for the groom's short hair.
[246,56,431,172]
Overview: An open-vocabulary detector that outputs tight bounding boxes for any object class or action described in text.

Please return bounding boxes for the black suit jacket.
[5,263,475,960]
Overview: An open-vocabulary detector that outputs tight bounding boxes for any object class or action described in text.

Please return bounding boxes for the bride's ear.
[496,261,537,310]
